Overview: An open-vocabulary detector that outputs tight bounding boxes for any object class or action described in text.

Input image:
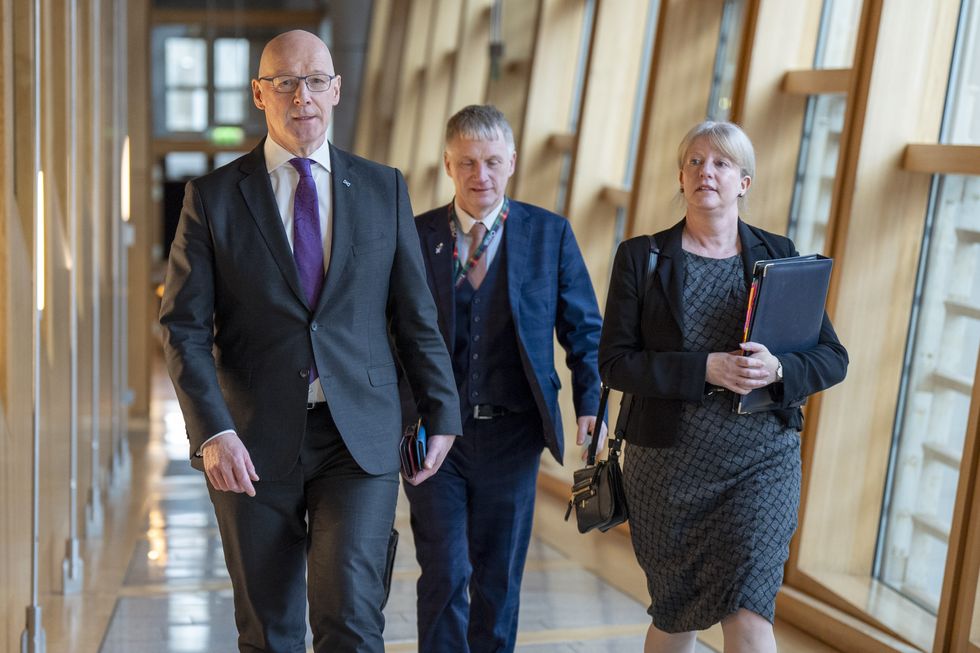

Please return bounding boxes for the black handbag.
[564,384,629,533]
[564,238,659,533]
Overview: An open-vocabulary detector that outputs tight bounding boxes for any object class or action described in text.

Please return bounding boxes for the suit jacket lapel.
[737,219,771,285]
[421,208,455,350]
[504,200,530,327]
[656,219,686,332]
[317,145,355,312]
[238,142,308,306]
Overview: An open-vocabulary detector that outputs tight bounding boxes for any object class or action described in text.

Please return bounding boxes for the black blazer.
[598,218,848,448]
[160,141,462,478]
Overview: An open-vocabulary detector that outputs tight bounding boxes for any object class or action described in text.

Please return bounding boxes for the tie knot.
[470,222,487,240]
[289,157,314,178]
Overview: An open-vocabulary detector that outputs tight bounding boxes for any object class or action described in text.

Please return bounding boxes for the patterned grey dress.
[623,251,801,632]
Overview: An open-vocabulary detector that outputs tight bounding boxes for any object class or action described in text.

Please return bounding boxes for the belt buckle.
[473,405,493,420]
[307,401,318,410]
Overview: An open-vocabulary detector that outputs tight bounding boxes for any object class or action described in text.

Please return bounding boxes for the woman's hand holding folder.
[705,342,780,396]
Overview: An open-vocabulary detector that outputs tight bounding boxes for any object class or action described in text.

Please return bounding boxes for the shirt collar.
[453,197,505,235]
[264,136,333,174]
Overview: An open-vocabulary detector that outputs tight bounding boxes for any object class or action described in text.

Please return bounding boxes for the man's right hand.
[404,434,456,486]
[202,433,260,496]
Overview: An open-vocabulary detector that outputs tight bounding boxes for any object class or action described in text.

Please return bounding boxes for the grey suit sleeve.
[386,170,463,436]
[159,181,237,455]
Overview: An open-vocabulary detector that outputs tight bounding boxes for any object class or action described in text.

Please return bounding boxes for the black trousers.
[208,404,399,653]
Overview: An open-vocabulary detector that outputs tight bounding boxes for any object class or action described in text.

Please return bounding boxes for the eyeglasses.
[258,74,338,94]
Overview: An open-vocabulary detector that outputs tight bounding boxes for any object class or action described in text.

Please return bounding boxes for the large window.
[815,0,862,69]
[153,28,266,139]
[787,93,846,255]
[164,37,209,132]
[877,0,980,615]
[706,0,747,121]
[213,38,250,126]
[786,0,862,255]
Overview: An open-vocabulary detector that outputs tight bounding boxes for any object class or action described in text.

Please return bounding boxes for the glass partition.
[706,0,747,121]
[877,0,980,614]
[785,0,862,252]
[787,93,846,255]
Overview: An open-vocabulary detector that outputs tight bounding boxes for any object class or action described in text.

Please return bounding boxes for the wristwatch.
[775,358,783,382]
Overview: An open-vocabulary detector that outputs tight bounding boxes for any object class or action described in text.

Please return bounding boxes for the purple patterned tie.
[289,157,324,382]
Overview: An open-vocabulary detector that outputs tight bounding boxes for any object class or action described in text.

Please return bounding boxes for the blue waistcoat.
[453,245,535,423]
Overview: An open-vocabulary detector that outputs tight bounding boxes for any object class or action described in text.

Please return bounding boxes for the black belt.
[307,401,328,410]
[471,404,509,420]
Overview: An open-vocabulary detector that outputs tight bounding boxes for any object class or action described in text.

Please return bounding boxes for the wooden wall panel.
[128,0,151,417]
[74,0,94,554]
[433,0,493,203]
[542,0,654,482]
[797,0,959,578]
[387,0,437,175]
[628,0,725,238]
[409,0,464,211]
[511,0,587,209]
[353,0,398,162]
[2,0,35,650]
[786,3,961,648]
[0,211,32,653]
[39,0,72,597]
[566,0,653,306]
[944,349,980,653]
[484,0,542,169]
[0,0,124,642]
[0,0,8,410]
[736,1,821,235]
[1,1,16,648]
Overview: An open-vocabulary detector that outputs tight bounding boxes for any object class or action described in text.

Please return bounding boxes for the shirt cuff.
[196,429,236,457]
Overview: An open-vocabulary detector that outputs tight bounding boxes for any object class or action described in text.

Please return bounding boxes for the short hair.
[677,120,755,180]
[445,105,515,150]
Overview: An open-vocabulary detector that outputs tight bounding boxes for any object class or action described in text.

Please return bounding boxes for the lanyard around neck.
[449,197,510,288]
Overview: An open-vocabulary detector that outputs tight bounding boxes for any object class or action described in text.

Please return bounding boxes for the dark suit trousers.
[208,404,399,653]
[403,411,544,653]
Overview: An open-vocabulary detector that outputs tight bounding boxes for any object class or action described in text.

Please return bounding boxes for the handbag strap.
[586,384,611,466]
[610,237,660,442]
[644,234,660,299]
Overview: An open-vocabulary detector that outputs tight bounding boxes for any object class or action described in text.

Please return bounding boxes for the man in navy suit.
[402,105,604,652]
[160,31,461,653]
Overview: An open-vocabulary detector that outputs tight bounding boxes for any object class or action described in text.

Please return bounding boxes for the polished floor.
[47,367,836,652]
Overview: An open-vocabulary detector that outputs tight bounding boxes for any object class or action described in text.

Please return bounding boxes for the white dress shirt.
[264,136,333,272]
[454,197,505,269]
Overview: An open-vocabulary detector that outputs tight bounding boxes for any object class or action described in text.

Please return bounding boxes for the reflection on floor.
[93,383,714,652]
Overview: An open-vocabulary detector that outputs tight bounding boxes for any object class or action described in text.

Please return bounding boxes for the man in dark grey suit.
[159,30,461,653]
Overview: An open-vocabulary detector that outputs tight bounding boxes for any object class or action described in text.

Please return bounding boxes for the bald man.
[160,30,462,652]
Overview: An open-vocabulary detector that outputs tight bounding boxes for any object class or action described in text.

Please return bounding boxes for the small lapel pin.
[342,178,351,187]
[435,242,444,254]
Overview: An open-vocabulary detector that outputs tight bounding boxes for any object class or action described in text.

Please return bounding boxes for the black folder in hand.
[734,254,833,415]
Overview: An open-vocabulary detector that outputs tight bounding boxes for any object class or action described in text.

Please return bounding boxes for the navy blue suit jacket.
[412,199,602,463]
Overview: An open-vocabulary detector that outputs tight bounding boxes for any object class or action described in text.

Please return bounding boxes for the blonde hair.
[677,120,755,180]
